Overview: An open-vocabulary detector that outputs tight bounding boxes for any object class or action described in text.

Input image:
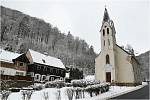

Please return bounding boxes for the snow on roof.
[29,49,65,69]
[0,49,21,63]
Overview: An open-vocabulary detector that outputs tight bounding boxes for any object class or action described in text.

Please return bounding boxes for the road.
[111,83,149,99]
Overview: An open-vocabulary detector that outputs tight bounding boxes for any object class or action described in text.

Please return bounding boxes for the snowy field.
[6,82,147,100]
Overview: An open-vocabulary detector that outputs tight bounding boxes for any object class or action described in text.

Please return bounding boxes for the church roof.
[100,7,116,34]
[116,44,140,64]
[103,7,110,22]
[28,49,65,69]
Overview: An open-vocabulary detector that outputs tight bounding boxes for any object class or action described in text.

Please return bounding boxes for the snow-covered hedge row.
[45,80,65,88]
[44,79,101,88]
[65,82,110,99]
[71,79,101,87]
[85,83,110,97]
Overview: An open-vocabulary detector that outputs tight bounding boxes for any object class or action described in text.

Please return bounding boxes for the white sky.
[2,0,150,54]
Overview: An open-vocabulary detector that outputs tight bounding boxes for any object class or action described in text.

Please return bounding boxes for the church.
[95,8,142,85]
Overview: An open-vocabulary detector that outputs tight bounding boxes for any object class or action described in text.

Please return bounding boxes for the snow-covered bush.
[65,83,72,87]
[65,87,74,100]
[71,80,87,87]
[45,80,65,88]
[33,85,43,90]
[71,79,101,87]
[0,90,11,100]
[86,80,101,85]
[85,83,110,97]
[30,83,44,91]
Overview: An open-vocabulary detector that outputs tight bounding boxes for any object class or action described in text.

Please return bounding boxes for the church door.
[106,72,111,82]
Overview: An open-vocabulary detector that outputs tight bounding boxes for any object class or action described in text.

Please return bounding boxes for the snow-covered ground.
[6,82,148,100]
[78,82,148,100]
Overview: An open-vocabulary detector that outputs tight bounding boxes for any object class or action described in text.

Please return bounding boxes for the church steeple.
[100,7,116,51]
[103,7,110,22]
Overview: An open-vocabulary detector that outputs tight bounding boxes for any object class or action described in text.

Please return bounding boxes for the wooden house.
[14,49,66,82]
[0,49,26,77]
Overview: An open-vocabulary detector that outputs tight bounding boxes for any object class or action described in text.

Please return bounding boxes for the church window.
[107,28,109,34]
[106,54,110,64]
[108,39,110,46]
[103,29,105,36]
[104,40,105,46]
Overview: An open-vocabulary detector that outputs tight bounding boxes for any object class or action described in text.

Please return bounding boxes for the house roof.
[0,49,21,63]
[28,49,65,69]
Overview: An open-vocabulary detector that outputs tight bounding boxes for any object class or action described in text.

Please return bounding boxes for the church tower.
[101,8,116,51]
[95,8,117,82]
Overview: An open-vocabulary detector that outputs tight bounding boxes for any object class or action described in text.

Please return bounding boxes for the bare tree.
[0,90,11,100]
[43,92,49,100]
[66,88,74,100]
[56,89,61,100]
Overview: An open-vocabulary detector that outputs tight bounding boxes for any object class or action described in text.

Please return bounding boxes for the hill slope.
[0,6,96,75]
[136,50,150,81]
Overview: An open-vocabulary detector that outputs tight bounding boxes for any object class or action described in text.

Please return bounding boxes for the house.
[14,49,66,82]
[0,49,26,76]
[95,8,142,85]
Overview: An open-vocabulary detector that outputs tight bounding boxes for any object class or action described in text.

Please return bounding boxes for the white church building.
[95,8,142,85]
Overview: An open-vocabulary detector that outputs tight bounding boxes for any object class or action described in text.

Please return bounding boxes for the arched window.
[104,40,105,46]
[108,39,110,46]
[106,54,110,64]
[107,28,109,34]
[103,29,105,36]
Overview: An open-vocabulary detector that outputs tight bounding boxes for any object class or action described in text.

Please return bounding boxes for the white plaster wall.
[95,53,105,81]
[115,46,135,83]
[0,67,16,76]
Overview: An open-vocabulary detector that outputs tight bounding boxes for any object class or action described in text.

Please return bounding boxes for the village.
[0,1,149,100]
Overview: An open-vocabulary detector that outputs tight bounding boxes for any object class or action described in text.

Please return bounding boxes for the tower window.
[107,28,109,34]
[108,39,110,46]
[106,54,110,64]
[103,29,105,36]
[104,40,105,46]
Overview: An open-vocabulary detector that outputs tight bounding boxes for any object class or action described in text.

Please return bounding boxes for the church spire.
[103,7,110,22]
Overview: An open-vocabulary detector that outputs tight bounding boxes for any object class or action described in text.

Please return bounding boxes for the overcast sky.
[2,0,150,54]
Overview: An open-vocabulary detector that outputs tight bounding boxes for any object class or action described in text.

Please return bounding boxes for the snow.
[6,82,148,100]
[29,49,65,69]
[78,83,148,100]
[7,87,69,100]
[84,75,95,81]
[0,49,21,63]
[65,73,69,78]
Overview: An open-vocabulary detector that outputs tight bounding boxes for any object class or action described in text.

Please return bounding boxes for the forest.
[0,6,97,75]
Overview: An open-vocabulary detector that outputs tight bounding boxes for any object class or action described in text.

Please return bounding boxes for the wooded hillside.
[0,6,96,75]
